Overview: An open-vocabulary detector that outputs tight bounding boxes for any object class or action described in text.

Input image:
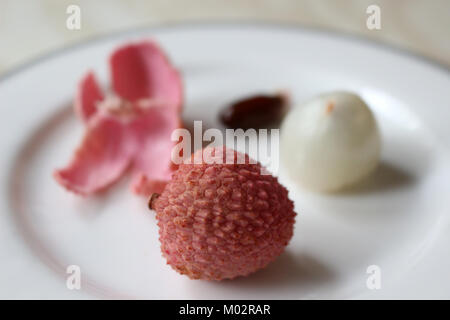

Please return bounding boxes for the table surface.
[0,0,449,76]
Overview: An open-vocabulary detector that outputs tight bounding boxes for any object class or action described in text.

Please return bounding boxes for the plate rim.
[0,21,449,86]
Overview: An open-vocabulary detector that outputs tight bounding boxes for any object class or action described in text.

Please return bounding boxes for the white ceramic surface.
[0,24,449,299]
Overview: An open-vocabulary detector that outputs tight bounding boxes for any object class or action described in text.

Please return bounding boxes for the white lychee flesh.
[281,91,381,192]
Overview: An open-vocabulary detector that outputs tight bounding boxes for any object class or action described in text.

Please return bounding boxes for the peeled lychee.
[151,147,296,280]
[281,91,381,191]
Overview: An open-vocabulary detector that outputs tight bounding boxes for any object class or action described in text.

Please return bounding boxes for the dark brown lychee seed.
[220,93,289,129]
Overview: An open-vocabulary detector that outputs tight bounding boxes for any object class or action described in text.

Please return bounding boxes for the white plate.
[1,23,450,299]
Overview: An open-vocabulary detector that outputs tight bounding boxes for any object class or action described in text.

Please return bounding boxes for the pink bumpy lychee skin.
[153,147,296,280]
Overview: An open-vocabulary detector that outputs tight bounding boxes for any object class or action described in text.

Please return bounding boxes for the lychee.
[150,146,296,280]
[281,91,381,191]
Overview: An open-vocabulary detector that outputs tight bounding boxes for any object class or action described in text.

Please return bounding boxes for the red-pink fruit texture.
[151,146,296,280]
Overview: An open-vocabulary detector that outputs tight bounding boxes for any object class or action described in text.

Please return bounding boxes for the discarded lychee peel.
[110,40,183,109]
[54,40,183,196]
[53,115,134,195]
[127,105,181,197]
[75,71,104,123]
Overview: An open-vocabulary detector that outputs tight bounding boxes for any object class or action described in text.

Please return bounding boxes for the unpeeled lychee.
[151,147,296,280]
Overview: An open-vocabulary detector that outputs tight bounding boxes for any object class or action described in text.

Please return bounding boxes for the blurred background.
[0,0,449,76]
